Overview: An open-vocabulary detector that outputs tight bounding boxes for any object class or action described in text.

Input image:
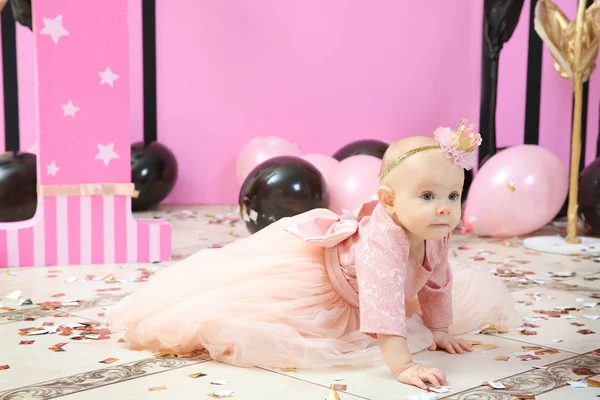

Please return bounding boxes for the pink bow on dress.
[285,200,378,248]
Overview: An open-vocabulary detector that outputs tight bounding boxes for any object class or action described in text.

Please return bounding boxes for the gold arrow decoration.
[534,0,600,80]
[534,0,600,243]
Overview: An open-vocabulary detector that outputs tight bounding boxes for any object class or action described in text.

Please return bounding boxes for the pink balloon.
[236,136,303,184]
[328,155,381,214]
[300,153,339,184]
[464,144,568,237]
[26,142,38,155]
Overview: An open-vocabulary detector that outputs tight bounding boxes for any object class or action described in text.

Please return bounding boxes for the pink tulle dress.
[106,200,521,368]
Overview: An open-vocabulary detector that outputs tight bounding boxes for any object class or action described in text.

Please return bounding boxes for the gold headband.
[378,145,440,181]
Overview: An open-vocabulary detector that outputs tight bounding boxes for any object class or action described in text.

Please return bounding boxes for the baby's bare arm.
[377,334,413,375]
[377,334,448,389]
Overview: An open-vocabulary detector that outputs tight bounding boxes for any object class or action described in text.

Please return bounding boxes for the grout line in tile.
[484,333,580,357]
[255,367,372,400]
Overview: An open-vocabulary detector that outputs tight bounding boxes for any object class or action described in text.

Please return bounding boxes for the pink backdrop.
[0,0,598,204]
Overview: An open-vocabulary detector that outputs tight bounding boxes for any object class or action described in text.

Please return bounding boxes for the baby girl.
[107,120,521,390]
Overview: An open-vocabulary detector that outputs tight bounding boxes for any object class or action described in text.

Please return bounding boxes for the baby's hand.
[396,362,447,390]
[428,330,473,354]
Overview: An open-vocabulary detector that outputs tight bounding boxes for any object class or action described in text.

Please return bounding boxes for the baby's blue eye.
[421,192,433,201]
[449,192,460,201]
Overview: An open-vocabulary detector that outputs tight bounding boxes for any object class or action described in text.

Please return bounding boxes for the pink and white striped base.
[0,195,171,268]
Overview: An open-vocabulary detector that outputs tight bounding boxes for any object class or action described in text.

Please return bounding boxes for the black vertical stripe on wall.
[582,0,594,169]
[1,7,20,152]
[523,0,543,146]
[578,78,590,172]
[142,0,157,144]
[597,99,600,158]
[478,44,495,165]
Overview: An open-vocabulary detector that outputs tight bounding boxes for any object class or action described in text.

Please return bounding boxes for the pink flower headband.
[379,119,483,182]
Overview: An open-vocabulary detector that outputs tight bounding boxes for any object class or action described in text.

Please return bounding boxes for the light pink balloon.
[236,136,303,184]
[328,155,381,214]
[300,153,339,184]
[464,144,568,237]
[26,142,38,155]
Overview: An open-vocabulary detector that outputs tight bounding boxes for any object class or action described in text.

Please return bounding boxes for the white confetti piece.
[65,323,85,329]
[547,271,575,277]
[581,315,599,320]
[248,209,258,222]
[85,334,101,340]
[523,316,544,323]
[568,381,589,388]
[210,380,228,385]
[212,390,235,397]
[428,386,450,393]
[5,290,21,300]
[554,306,577,311]
[0,298,29,307]
[25,329,49,336]
[513,351,537,357]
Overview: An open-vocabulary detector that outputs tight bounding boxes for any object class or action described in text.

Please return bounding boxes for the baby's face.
[388,151,464,241]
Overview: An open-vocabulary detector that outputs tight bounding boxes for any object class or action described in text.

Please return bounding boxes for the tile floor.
[0,205,599,399]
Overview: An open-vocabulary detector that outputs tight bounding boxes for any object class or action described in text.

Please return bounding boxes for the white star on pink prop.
[40,15,69,44]
[94,143,119,166]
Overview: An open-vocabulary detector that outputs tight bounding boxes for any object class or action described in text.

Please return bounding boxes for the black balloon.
[7,0,32,30]
[131,141,178,211]
[239,156,329,234]
[0,151,37,222]
[332,139,388,161]
[578,157,600,233]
